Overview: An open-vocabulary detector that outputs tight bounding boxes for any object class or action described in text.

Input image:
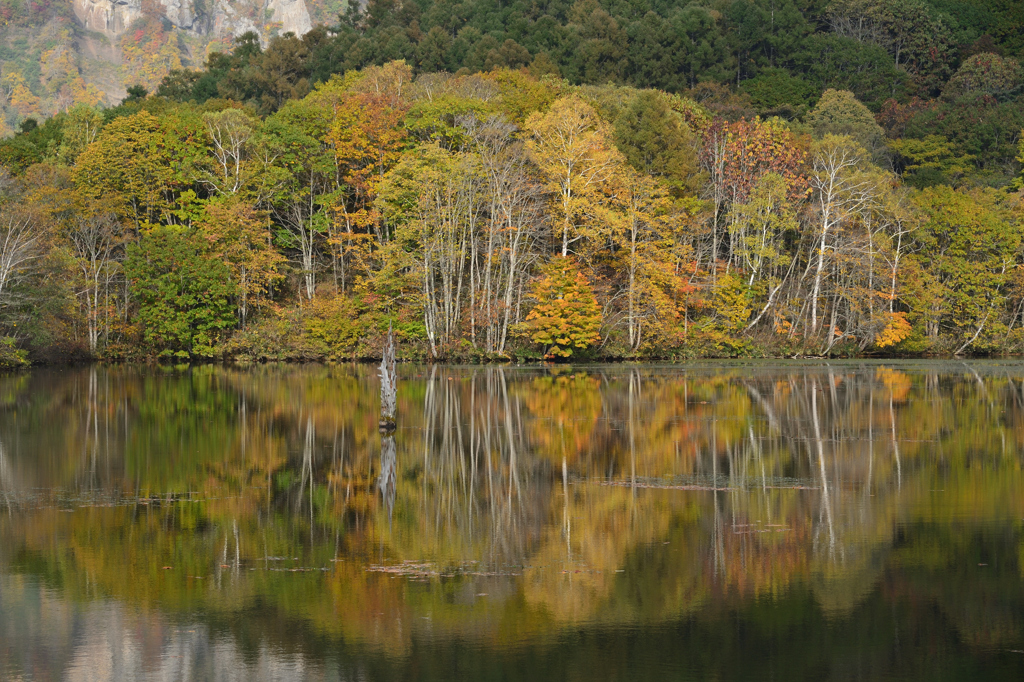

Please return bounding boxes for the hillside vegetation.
[1,0,1024,363]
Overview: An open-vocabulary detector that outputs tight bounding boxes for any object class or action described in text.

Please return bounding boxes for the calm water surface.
[1,362,1023,681]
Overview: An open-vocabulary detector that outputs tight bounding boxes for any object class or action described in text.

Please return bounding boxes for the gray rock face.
[71,0,312,41]
[160,0,195,29]
[72,0,141,35]
[267,0,312,36]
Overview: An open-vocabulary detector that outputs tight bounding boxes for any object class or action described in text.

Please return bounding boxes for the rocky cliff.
[0,0,321,133]
[71,0,313,42]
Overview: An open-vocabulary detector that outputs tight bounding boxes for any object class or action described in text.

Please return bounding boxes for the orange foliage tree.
[198,197,285,328]
[525,257,602,359]
[329,92,409,236]
[326,89,409,285]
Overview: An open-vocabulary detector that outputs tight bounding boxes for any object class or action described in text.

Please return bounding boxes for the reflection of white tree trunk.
[811,384,837,561]
[629,371,638,496]
[0,437,14,513]
[889,394,901,492]
[499,370,523,528]
[711,428,724,578]
[417,367,533,567]
[379,434,397,527]
[300,415,315,535]
[80,367,101,491]
[867,391,874,501]
[562,455,571,562]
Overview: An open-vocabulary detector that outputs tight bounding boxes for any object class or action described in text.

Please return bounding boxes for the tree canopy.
[0,0,1023,363]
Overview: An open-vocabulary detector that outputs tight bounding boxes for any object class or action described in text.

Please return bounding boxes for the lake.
[0,362,1022,681]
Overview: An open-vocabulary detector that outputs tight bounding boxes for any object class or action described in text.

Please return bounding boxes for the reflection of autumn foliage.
[523,483,676,622]
[2,364,1024,655]
[876,366,912,402]
[520,372,602,464]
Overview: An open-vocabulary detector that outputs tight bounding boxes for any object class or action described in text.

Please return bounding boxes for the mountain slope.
[0,0,320,132]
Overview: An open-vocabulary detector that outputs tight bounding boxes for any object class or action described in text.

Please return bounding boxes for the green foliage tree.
[613,90,698,194]
[791,34,909,108]
[740,68,817,117]
[943,53,1023,100]
[827,0,957,95]
[125,225,237,359]
[805,89,887,157]
[1015,133,1024,189]
[889,135,975,187]
[56,104,104,167]
[909,186,1020,352]
[73,109,205,229]
[901,95,1024,185]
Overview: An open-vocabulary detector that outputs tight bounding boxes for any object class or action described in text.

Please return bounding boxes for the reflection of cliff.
[0,575,327,681]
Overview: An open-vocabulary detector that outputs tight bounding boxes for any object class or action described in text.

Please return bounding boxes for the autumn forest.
[2,0,1024,364]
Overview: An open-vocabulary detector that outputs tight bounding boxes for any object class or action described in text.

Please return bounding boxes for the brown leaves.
[328,91,410,234]
[702,116,808,206]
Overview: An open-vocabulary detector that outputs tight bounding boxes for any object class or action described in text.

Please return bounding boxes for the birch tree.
[805,135,877,334]
[526,95,622,257]
[0,206,41,309]
[605,168,688,352]
[379,144,480,357]
[64,201,123,353]
[265,102,335,301]
[202,108,258,196]
[463,114,542,354]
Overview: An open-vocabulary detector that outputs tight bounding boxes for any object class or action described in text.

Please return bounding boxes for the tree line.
[1,50,1024,362]
[141,0,1024,188]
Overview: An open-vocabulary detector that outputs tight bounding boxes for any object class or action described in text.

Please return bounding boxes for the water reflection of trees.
[0,363,1022,656]
[409,367,549,567]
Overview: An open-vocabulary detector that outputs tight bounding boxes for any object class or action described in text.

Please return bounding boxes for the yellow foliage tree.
[120,17,184,92]
[526,94,623,257]
[198,197,286,327]
[874,311,912,348]
[603,167,693,352]
[3,72,41,121]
